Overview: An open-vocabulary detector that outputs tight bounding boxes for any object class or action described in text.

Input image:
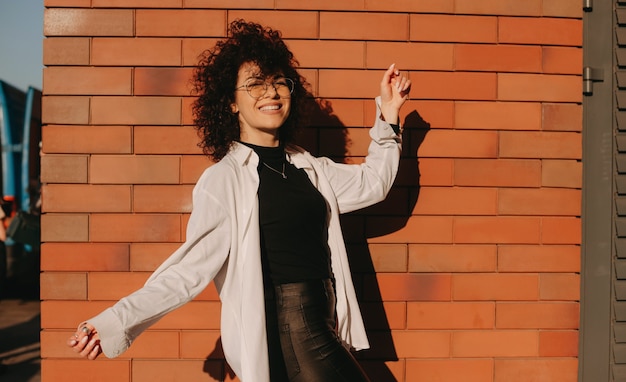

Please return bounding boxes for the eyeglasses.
[235,77,295,99]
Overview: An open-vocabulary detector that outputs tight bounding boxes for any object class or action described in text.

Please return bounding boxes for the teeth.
[259,105,280,111]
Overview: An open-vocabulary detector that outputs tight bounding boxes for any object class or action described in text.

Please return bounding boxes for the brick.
[498,188,581,216]
[90,155,180,184]
[366,42,454,71]
[41,300,113,328]
[180,330,223,358]
[542,160,582,188]
[88,272,149,300]
[406,359,493,382]
[152,301,221,329]
[496,302,579,329]
[360,360,404,381]
[366,216,453,244]
[391,330,451,358]
[41,155,88,183]
[132,359,214,381]
[543,103,582,131]
[93,0,183,6]
[407,302,495,329]
[182,38,220,66]
[454,217,541,244]
[134,125,201,154]
[287,40,365,69]
[134,68,194,96]
[495,358,579,382]
[365,273,451,301]
[229,11,318,39]
[542,217,581,245]
[499,17,582,46]
[418,130,498,158]
[455,0,542,15]
[498,245,581,273]
[43,125,132,154]
[453,273,539,301]
[133,185,194,213]
[40,272,87,300]
[89,214,181,242]
[43,37,90,66]
[92,38,182,66]
[499,131,581,159]
[498,73,581,103]
[318,69,382,99]
[365,0,454,12]
[539,330,579,357]
[360,301,407,330]
[130,243,181,271]
[182,96,197,126]
[370,100,454,130]
[313,99,365,128]
[42,359,130,382]
[410,14,497,43]
[44,67,132,95]
[188,0,272,7]
[454,159,542,187]
[412,187,497,215]
[543,0,583,18]
[543,47,582,75]
[455,44,542,73]
[452,330,538,357]
[44,9,134,36]
[367,243,408,272]
[43,184,131,213]
[540,273,580,301]
[412,71,497,101]
[455,101,542,130]
[91,97,182,125]
[41,330,85,358]
[41,243,130,271]
[136,10,225,37]
[320,12,408,41]
[42,96,89,124]
[41,213,89,242]
[122,331,180,358]
[408,244,497,273]
[181,155,214,184]
[416,158,454,186]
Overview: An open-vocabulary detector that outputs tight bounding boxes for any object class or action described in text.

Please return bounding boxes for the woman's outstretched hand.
[380,63,411,125]
[66,323,102,360]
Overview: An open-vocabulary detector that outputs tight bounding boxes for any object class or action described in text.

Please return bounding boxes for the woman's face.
[231,62,292,146]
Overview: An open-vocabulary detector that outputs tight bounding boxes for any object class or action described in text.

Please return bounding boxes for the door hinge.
[583,66,604,95]
[583,0,592,11]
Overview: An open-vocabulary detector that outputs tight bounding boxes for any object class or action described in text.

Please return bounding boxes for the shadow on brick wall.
[200,98,429,381]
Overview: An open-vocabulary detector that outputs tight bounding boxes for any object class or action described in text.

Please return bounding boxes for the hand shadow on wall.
[201,98,430,381]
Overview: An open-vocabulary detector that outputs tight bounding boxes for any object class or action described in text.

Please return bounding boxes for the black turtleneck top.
[241,142,332,285]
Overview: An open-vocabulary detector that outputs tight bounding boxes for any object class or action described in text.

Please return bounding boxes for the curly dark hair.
[192,19,310,161]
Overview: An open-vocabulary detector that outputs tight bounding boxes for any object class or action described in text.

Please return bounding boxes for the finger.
[381,63,396,85]
[73,334,89,353]
[87,344,101,360]
[79,337,99,358]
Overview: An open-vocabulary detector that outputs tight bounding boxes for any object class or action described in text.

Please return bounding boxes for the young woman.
[67,20,411,382]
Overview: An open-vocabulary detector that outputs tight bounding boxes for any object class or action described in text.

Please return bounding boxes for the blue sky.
[0,1,44,92]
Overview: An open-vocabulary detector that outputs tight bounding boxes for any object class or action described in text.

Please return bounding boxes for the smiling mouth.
[259,104,281,111]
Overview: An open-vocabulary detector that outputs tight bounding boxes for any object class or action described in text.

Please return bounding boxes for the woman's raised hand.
[379,63,411,125]
[66,323,102,360]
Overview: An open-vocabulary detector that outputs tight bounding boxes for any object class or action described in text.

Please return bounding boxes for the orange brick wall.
[40,1,583,381]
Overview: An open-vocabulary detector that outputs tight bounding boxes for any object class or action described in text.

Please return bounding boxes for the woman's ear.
[230,103,239,113]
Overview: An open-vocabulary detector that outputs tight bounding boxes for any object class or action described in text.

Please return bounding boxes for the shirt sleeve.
[87,173,232,358]
[315,96,402,214]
